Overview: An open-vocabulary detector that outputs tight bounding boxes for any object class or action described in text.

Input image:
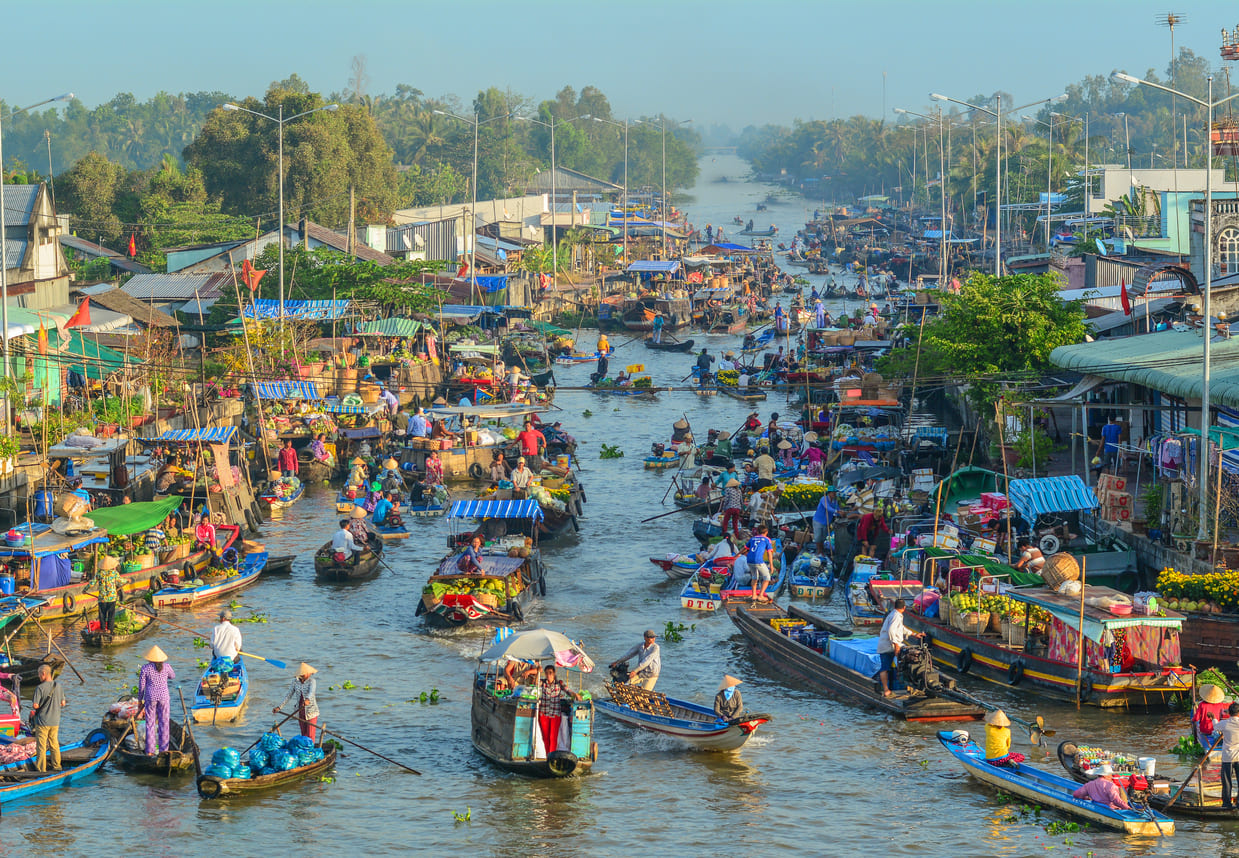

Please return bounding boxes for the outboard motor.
[651,443,666,457]
[900,643,942,695]
[610,664,631,685]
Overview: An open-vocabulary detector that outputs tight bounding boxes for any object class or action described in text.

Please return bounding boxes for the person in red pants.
[536,665,579,755]
[720,478,744,538]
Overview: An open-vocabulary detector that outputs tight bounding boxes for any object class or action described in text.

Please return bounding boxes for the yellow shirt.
[985,724,1011,760]
[598,336,609,352]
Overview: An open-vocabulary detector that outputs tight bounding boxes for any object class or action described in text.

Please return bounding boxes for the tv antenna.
[1158,13,1186,167]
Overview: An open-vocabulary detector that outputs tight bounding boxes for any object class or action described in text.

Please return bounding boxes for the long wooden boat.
[937,731,1173,835]
[644,338,695,352]
[190,658,248,724]
[296,454,334,483]
[596,682,769,751]
[197,746,337,799]
[472,672,596,778]
[644,451,684,470]
[313,537,384,581]
[1057,739,1232,819]
[2,654,64,690]
[650,555,702,580]
[554,349,610,366]
[0,728,112,803]
[259,480,304,510]
[725,600,983,721]
[737,227,777,237]
[101,710,198,774]
[719,385,768,403]
[151,551,267,608]
[80,609,157,647]
[417,552,545,628]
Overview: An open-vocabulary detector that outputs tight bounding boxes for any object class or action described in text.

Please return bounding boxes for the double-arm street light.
[515,114,594,285]
[660,118,692,259]
[1113,71,1239,539]
[593,116,638,268]
[930,91,1066,275]
[223,101,338,328]
[894,107,949,283]
[0,92,74,380]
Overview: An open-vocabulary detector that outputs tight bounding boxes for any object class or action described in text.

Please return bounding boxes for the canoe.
[197,745,337,799]
[0,729,112,804]
[718,387,768,403]
[80,610,157,648]
[644,338,695,352]
[725,600,984,721]
[265,555,295,574]
[680,561,735,611]
[1057,739,1229,819]
[151,551,267,608]
[644,452,684,470]
[596,682,770,751]
[937,731,1173,835]
[101,710,198,774]
[314,536,384,581]
[649,555,702,580]
[259,481,304,510]
[191,658,249,724]
[296,455,334,483]
[738,228,777,237]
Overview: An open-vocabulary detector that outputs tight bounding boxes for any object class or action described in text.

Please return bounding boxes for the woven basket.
[1000,617,1027,648]
[474,592,499,609]
[987,612,1003,634]
[953,611,990,635]
[1042,553,1080,590]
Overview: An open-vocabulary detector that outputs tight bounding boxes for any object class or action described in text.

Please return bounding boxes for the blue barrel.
[0,576,14,596]
[34,490,54,520]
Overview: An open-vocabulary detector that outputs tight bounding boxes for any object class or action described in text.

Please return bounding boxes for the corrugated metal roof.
[294,222,394,265]
[121,273,229,301]
[83,287,180,327]
[1050,329,1239,408]
[59,234,121,258]
[3,186,39,225]
[3,239,28,269]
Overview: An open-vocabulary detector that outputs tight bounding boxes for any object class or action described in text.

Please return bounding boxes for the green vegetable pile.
[423,576,514,602]
[110,609,146,636]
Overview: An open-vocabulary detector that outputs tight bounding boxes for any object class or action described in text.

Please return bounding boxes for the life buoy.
[244,508,260,534]
[468,463,487,480]
[1039,534,1061,556]
[1079,675,1094,702]
[62,593,77,614]
[197,776,223,799]
[956,647,973,674]
[1007,659,1025,685]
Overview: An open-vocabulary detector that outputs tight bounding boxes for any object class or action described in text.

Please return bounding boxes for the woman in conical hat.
[138,645,176,756]
[714,675,743,720]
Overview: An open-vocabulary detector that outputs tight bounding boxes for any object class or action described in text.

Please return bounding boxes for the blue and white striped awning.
[447,499,544,521]
[912,427,949,445]
[322,402,371,415]
[1007,476,1098,525]
[253,380,320,400]
[154,426,237,444]
[242,299,352,320]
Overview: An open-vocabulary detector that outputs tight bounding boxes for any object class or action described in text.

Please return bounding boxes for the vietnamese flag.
[1119,278,1131,316]
[127,233,137,258]
[241,258,266,292]
[457,260,469,277]
[66,298,91,328]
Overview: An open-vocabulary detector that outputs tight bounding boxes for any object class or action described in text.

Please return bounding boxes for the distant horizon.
[8,0,1239,132]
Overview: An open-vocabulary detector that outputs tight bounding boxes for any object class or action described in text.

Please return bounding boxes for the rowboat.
[191,658,248,724]
[644,338,695,352]
[937,731,1173,835]
[738,227,777,237]
[197,745,337,799]
[554,348,611,366]
[718,386,767,403]
[596,682,769,751]
[101,705,198,774]
[1057,739,1231,818]
[151,551,267,608]
[788,552,836,599]
[336,489,360,513]
[644,451,684,470]
[314,535,384,581]
[80,608,157,647]
[265,555,295,574]
[259,479,304,510]
[0,728,112,804]
[649,555,702,580]
[725,600,984,721]
[680,562,735,611]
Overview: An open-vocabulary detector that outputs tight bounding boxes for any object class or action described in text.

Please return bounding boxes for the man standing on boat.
[278,439,299,478]
[612,630,661,691]
[695,349,714,389]
[211,609,243,664]
[876,599,922,698]
[30,664,67,772]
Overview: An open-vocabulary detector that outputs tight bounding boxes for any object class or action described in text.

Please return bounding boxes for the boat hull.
[595,693,768,751]
[191,659,248,724]
[470,681,595,778]
[198,747,337,798]
[80,613,157,647]
[151,552,266,608]
[0,729,111,803]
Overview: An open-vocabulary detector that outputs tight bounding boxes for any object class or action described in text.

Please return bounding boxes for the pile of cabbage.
[202,734,325,779]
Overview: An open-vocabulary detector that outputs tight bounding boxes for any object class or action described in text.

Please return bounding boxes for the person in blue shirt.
[744,524,775,604]
[456,535,485,575]
[406,407,430,439]
[651,312,665,344]
[813,488,840,555]
[1095,415,1123,471]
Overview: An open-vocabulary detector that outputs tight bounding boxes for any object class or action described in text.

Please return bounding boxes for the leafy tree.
[58,151,127,245]
[249,244,450,313]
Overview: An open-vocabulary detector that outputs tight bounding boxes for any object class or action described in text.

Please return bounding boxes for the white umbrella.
[480,628,594,672]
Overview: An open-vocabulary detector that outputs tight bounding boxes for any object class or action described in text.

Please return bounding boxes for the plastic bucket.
[34,489,54,519]
[1138,757,1156,776]
[556,455,570,468]
[0,576,13,596]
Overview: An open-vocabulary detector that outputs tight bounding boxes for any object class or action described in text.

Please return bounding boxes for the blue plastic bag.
[233,764,253,780]
[204,764,233,779]
[211,747,241,768]
[248,749,269,770]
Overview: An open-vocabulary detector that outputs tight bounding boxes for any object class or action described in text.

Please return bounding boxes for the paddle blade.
[240,651,287,669]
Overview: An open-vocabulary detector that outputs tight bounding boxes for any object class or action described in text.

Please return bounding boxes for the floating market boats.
[151,551,267,608]
[844,558,922,627]
[80,607,157,647]
[471,629,597,778]
[596,681,770,751]
[0,729,113,804]
[680,562,735,611]
[259,477,304,510]
[197,737,336,799]
[1057,739,1229,819]
[190,658,248,724]
[101,699,198,774]
[937,731,1173,835]
[314,535,384,582]
[643,337,695,352]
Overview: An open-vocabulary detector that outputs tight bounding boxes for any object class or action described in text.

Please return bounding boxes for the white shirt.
[211,621,243,660]
[877,609,908,654]
[719,359,735,371]
[332,528,361,554]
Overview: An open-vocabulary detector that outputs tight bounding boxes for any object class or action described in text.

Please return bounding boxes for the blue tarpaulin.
[0,522,108,559]
[1007,475,1099,525]
[439,305,486,320]
[254,381,320,400]
[153,427,237,444]
[243,300,352,320]
[627,260,680,274]
[322,402,372,415]
[447,499,544,521]
[475,275,509,294]
[340,426,381,439]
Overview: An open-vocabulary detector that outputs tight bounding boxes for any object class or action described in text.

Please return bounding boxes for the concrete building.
[2,184,70,311]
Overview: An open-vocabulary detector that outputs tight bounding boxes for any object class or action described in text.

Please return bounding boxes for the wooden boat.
[259,480,304,510]
[372,519,411,540]
[264,555,295,574]
[650,555,702,580]
[471,629,597,777]
[727,600,983,720]
[844,558,922,627]
[718,386,767,403]
[788,552,836,599]
[191,658,248,724]
[314,535,384,581]
[101,707,198,774]
[295,453,334,483]
[937,731,1172,835]
[197,745,337,799]
[1057,739,1231,819]
[644,338,695,352]
[596,682,770,751]
[680,561,735,611]
[738,227,777,237]
[151,551,267,608]
[554,348,611,366]
[80,608,157,647]
[721,545,787,603]
[644,451,684,470]
[0,729,112,804]
[336,488,359,514]
[2,654,64,689]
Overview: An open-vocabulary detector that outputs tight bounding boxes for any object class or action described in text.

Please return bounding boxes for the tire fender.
[1007,659,1025,686]
[182,560,196,580]
[149,574,165,593]
[197,776,223,799]
[1080,674,1094,702]
[468,463,487,480]
[62,592,77,614]
[956,646,973,675]
[244,508,260,534]
[508,601,525,623]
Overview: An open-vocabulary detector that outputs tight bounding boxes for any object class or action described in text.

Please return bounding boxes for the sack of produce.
[257,766,276,776]
[271,750,297,771]
[212,747,241,768]
[296,750,317,766]
[287,735,314,752]
[312,748,325,762]
[248,749,269,770]
[204,764,233,779]
[259,732,285,752]
[232,764,253,780]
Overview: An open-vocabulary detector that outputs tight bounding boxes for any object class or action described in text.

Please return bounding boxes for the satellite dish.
[413,234,425,248]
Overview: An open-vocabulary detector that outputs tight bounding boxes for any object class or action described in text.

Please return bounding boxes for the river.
[8,154,1220,857]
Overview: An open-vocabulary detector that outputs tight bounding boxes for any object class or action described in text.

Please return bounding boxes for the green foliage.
[663,621,694,643]
[248,244,449,314]
[599,443,624,459]
[876,273,1089,412]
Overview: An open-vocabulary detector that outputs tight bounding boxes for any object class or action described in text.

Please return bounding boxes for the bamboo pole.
[1212,442,1225,567]
[1075,555,1087,710]
[995,402,1013,561]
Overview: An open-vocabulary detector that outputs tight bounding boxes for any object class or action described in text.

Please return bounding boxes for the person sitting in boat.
[372,492,403,529]
[1071,764,1131,810]
[1193,684,1230,749]
[457,535,485,576]
[611,630,661,691]
[1014,538,1046,577]
[347,506,373,547]
[536,665,580,756]
[310,433,334,468]
[714,675,744,720]
[510,458,532,499]
[743,411,762,433]
[718,351,736,372]
[333,519,365,566]
[489,451,511,484]
[776,439,797,468]
[983,709,1013,760]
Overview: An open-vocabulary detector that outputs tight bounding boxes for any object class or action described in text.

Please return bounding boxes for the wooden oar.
[177,686,201,779]
[22,606,85,684]
[133,609,287,669]
[240,711,298,756]
[1164,734,1223,810]
[641,498,711,523]
[275,709,421,775]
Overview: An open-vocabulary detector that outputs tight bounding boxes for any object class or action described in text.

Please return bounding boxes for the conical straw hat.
[143,645,168,663]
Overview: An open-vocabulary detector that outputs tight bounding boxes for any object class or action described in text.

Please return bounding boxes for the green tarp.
[529,320,572,337]
[88,497,183,536]
[359,318,422,337]
[50,330,136,381]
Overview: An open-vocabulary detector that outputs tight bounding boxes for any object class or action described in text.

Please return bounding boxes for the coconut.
[1167,598,1180,610]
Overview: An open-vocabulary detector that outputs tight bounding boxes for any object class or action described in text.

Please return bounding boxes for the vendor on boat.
[983,709,1012,760]
[1218,702,1239,809]
[424,450,444,486]
[137,645,175,756]
[275,663,320,741]
[751,449,776,490]
[1193,683,1230,749]
[721,479,744,539]
[536,665,580,755]
[406,407,430,440]
[211,609,243,664]
[381,458,404,494]
[379,385,399,415]
[518,421,547,468]
[30,664,67,773]
[695,349,714,388]
[347,505,373,545]
[333,519,365,565]
[813,488,840,556]
[456,535,485,575]
[490,451,511,483]
[310,433,334,467]
[612,629,661,691]
[1014,538,1046,577]
[510,457,532,499]
[373,492,404,529]
[714,675,743,720]
[744,524,775,604]
[278,439,300,478]
[876,599,922,697]
[743,411,762,433]
[1070,764,1130,810]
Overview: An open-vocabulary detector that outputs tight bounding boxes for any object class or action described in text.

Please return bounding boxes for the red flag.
[1120,278,1131,316]
[66,298,91,328]
[457,260,469,278]
[37,321,48,356]
[241,259,267,292]
[127,233,137,258]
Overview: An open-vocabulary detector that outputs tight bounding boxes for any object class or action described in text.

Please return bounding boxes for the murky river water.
[6,156,1227,856]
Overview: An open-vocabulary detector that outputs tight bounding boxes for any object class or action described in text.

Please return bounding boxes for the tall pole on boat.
[1075,555,1087,710]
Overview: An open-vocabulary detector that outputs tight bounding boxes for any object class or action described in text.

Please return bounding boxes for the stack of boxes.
[1097,474,1132,523]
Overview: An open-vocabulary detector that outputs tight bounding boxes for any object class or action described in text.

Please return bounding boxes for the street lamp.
[0,92,73,384]
[1114,70,1239,541]
[223,101,338,329]
[660,118,692,259]
[894,107,948,282]
[1111,112,1132,171]
[593,116,637,269]
[931,91,1066,275]
[516,114,593,285]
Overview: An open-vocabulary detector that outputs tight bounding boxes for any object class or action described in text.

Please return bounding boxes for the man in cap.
[276,663,321,740]
[714,675,743,720]
[30,664,67,772]
[138,645,175,755]
[611,630,661,691]
[510,457,532,499]
[1071,764,1131,810]
[211,608,243,664]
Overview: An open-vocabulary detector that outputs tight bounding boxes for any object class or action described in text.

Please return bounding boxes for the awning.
[447,499,543,521]
[428,404,547,420]
[87,497,184,537]
[153,426,237,444]
[435,554,526,577]
[359,318,422,337]
[475,275,509,294]
[528,320,572,337]
[0,523,109,559]
[322,402,375,415]
[340,426,382,439]
[1008,585,1183,645]
[242,299,352,320]
[1044,374,1109,402]
[449,343,500,356]
[51,330,135,380]
[626,260,680,274]
[44,304,134,334]
[1007,475,1099,525]
[253,380,321,400]
[439,305,485,322]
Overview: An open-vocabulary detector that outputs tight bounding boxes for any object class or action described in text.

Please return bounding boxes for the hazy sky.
[11,0,1239,128]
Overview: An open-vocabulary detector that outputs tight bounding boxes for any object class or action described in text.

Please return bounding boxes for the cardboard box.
[1109,492,1131,508]
[974,537,998,554]
[1098,474,1128,494]
[981,492,1009,511]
